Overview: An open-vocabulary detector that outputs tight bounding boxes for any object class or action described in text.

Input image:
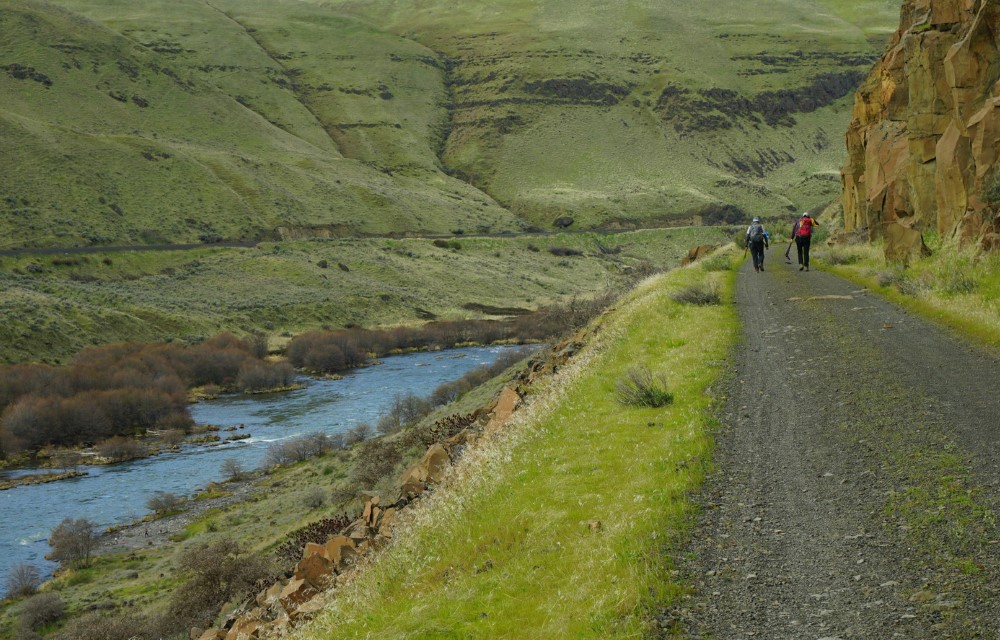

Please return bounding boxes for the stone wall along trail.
[680,256,1000,639]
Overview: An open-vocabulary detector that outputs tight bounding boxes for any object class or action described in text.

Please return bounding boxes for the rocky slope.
[842,0,1000,259]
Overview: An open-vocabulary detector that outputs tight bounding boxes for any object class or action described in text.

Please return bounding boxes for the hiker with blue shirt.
[745,217,769,272]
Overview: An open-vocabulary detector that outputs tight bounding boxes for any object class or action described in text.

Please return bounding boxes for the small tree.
[344,422,372,446]
[221,458,246,481]
[4,563,41,599]
[146,491,183,515]
[47,517,99,567]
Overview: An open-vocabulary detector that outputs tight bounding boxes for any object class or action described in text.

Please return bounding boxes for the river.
[0,345,525,584]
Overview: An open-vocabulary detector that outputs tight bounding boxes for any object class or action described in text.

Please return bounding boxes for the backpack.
[797,217,813,237]
[748,222,765,243]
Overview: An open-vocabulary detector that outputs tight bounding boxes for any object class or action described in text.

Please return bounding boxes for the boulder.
[197,631,227,640]
[884,221,932,263]
[294,552,334,589]
[255,581,284,609]
[224,619,261,640]
[485,387,521,434]
[323,535,356,566]
[278,578,317,614]
[680,245,715,266]
[553,216,574,228]
[289,594,328,624]
[400,443,451,492]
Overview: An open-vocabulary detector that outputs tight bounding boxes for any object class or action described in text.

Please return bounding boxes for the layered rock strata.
[842,0,1000,259]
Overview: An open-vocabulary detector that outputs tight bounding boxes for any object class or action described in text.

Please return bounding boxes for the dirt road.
[680,256,1000,639]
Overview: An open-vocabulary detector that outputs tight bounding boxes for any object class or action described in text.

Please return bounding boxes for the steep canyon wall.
[842,0,1000,257]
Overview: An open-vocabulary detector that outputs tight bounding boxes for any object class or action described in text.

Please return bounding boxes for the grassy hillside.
[0,227,731,364]
[0,0,521,248]
[2,0,898,248]
[322,0,899,227]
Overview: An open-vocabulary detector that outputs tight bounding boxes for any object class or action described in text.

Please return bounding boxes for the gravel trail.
[680,256,1000,639]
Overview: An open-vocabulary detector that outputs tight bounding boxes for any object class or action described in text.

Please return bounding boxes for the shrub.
[4,563,41,599]
[165,538,273,630]
[303,487,326,509]
[344,422,372,446]
[47,517,99,567]
[700,255,732,271]
[235,361,295,392]
[824,248,861,266]
[221,458,246,481]
[96,436,146,462]
[670,283,721,306]
[980,167,1000,208]
[146,491,183,515]
[615,367,674,408]
[18,593,65,630]
[350,438,403,488]
[51,610,148,640]
[548,246,583,257]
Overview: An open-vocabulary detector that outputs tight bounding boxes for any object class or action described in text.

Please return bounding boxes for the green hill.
[0,0,521,249]
[2,0,898,248]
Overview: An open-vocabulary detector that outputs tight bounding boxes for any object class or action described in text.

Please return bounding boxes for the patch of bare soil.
[672,257,1000,639]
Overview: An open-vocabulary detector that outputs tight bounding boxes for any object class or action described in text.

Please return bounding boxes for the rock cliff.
[842,0,1000,258]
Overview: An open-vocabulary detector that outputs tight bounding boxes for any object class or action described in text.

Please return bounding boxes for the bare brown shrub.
[146,491,183,515]
[18,593,64,630]
[47,517,98,567]
[4,563,41,599]
[350,438,403,488]
[165,538,273,630]
[96,436,146,462]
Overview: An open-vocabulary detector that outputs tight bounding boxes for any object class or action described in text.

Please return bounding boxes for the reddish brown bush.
[0,332,274,455]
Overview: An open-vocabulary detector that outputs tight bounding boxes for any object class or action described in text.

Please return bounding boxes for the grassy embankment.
[0,227,730,364]
[290,253,740,638]
[818,238,1000,347]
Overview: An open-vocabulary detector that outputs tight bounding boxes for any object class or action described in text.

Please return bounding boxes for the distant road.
[0,241,258,257]
[0,224,720,257]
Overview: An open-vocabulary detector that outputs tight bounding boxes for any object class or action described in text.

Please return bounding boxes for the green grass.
[819,241,1000,348]
[293,255,739,638]
[0,227,731,363]
[0,0,898,248]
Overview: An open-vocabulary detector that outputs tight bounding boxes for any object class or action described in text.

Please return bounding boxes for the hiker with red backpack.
[791,212,819,271]
[745,217,769,272]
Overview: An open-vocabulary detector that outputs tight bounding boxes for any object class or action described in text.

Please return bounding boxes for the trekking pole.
[784,239,793,263]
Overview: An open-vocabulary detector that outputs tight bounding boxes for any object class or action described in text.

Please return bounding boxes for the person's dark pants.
[749,241,766,270]
[795,236,812,267]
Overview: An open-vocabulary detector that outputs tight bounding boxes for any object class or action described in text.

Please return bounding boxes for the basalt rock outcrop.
[842,0,1000,260]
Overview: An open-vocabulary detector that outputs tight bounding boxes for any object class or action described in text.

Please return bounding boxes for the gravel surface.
[677,257,1000,639]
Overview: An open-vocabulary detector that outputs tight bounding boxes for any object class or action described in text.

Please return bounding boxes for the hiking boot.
[799,265,804,271]
[805,266,809,271]
[759,266,764,271]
